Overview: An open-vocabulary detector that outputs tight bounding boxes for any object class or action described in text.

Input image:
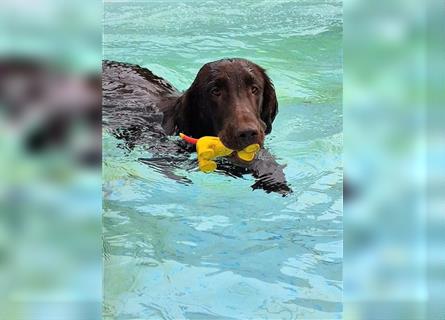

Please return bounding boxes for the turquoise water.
[103,1,342,319]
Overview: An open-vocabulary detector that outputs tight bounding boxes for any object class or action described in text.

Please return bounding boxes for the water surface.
[103,1,342,319]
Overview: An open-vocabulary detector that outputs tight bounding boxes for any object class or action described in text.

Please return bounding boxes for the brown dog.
[103,59,290,194]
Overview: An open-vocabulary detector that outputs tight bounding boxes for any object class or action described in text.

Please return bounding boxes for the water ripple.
[103,1,342,319]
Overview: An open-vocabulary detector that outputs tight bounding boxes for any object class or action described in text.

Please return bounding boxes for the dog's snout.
[236,127,259,145]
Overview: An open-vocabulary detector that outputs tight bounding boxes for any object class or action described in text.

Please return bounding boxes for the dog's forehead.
[205,60,258,81]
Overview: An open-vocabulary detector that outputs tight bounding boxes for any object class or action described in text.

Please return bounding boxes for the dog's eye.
[211,87,221,96]
[251,86,259,95]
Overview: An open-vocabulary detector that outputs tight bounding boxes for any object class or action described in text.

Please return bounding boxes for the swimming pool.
[103,1,342,319]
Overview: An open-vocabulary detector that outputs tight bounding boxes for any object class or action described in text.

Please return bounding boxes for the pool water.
[103,1,342,319]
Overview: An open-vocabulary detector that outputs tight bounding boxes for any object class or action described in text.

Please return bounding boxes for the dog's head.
[177,58,278,150]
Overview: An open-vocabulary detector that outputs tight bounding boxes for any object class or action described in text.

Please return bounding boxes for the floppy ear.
[174,86,198,135]
[174,80,214,137]
[261,72,278,135]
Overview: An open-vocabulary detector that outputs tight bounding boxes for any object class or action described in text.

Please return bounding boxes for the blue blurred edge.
[344,0,444,319]
[0,0,443,319]
[0,0,102,320]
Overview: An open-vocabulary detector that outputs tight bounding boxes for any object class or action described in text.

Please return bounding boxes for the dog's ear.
[260,72,278,135]
[174,80,204,136]
[174,89,194,135]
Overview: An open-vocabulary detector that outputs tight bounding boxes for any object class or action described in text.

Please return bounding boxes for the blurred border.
[0,1,102,320]
[344,0,444,319]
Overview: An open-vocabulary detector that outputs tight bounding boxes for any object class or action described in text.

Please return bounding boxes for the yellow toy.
[179,133,260,173]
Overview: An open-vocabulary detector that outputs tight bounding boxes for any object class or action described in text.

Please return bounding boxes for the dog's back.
[102,60,179,132]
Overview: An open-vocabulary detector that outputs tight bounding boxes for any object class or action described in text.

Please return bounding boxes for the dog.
[103,58,291,195]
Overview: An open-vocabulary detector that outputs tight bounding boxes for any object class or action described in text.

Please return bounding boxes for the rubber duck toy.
[179,133,260,173]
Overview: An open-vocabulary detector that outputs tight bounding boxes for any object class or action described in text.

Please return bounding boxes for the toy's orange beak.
[179,133,198,144]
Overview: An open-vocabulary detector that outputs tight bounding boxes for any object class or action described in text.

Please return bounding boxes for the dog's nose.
[236,128,259,146]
